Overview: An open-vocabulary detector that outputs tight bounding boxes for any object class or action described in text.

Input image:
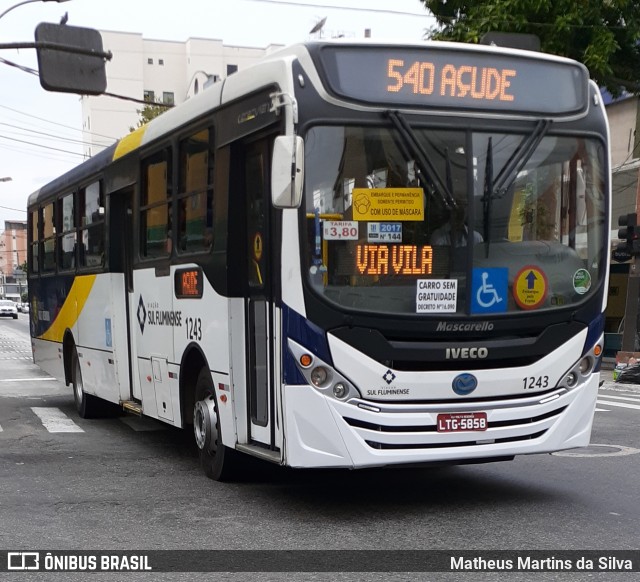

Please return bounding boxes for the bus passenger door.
[243,139,278,451]
[109,186,141,403]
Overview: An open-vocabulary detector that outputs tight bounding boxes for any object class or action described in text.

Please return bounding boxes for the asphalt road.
[0,317,638,581]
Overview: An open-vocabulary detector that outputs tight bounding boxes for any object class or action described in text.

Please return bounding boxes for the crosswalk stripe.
[30,407,84,433]
[597,394,640,403]
[596,400,640,411]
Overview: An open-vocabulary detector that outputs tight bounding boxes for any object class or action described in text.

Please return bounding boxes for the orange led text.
[356,244,433,275]
[387,59,516,102]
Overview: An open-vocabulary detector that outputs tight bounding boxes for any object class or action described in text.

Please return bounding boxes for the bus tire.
[71,348,102,419]
[194,367,239,481]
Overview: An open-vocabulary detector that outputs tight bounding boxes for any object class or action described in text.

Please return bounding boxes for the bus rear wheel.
[193,367,239,481]
[71,348,103,419]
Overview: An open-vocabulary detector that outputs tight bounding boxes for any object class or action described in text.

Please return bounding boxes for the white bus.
[28,40,610,480]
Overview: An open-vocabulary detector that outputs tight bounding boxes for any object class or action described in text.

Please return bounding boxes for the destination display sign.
[315,45,589,116]
[174,267,203,299]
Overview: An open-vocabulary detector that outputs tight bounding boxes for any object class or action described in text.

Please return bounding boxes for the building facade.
[81,31,284,157]
[603,92,640,352]
[0,220,27,302]
[0,220,27,275]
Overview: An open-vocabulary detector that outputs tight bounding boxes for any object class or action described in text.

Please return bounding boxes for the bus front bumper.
[281,374,599,469]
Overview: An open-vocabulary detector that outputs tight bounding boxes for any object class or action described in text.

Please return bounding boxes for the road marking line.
[30,407,84,433]
[595,407,609,412]
[596,400,640,411]
[597,394,640,403]
[0,377,56,382]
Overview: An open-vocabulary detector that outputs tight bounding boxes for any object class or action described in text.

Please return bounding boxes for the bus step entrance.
[121,400,143,416]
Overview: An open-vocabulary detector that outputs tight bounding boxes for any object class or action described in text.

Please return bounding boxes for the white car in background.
[0,300,18,319]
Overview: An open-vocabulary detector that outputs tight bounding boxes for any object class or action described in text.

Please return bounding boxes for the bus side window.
[42,201,56,272]
[59,192,76,270]
[29,209,40,274]
[178,128,214,253]
[79,181,105,268]
[141,149,172,259]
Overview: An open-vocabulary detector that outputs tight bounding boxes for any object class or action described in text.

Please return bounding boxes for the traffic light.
[618,212,639,254]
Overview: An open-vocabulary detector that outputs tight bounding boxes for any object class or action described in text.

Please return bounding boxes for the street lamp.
[0,0,70,22]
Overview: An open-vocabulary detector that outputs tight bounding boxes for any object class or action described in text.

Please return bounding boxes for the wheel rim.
[194,396,218,454]
[73,357,83,404]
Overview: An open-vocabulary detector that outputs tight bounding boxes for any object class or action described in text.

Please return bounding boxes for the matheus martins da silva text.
[450,555,634,571]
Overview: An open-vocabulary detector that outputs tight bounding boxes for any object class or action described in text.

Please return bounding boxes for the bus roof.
[27,38,590,210]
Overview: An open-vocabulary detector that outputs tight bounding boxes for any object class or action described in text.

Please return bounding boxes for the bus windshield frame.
[301,119,608,318]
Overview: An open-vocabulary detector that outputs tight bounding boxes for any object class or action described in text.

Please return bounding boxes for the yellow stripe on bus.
[39,275,97,342]
[113,125,147,160]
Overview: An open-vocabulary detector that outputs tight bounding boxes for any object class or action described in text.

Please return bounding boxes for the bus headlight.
[288,339,361,402]
[579,356,593,375]
[557,335,603,391]
[564,372,578,388]
[333,382,347,399]
[310,366,329,387]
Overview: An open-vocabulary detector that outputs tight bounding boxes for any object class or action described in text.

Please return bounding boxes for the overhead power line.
[0,103,117,143]
[0,134,86,157]
[0,122,112,149]
[241,0,427,17]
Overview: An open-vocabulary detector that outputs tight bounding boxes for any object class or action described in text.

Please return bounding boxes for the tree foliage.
[129,101,171,132]
[422,0,640,95]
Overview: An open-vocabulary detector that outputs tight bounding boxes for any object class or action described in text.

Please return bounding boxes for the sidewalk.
[599,366,640,392]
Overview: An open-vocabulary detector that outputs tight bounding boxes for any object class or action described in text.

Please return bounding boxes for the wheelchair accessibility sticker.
[513,265,548,310]
[471,268,508,314]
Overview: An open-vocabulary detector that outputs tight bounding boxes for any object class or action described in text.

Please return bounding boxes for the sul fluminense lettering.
[387,59,517,102]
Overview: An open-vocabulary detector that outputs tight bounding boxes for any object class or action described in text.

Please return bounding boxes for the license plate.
[437,412,488,432]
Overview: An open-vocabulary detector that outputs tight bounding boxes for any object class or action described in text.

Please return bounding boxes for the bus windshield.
[303,124,606,316]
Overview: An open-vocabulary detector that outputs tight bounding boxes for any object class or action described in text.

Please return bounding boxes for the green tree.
[129,101,171,132]
[422,0,640,95]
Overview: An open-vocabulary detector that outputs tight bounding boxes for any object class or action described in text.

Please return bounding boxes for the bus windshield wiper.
[492,119,551,198]
[483,137,494,248]
[482,119,550,257]
[387,110,458,210]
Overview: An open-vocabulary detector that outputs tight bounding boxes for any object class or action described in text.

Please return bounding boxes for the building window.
[144,90,155,103]
[159,59,164,66]
[148,58,153,65]
[163,92,175,106]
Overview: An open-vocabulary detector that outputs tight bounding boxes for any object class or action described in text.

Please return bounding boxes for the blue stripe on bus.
[282,304,331,385]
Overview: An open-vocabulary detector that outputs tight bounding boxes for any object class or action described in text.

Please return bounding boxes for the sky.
[0,0,435,228]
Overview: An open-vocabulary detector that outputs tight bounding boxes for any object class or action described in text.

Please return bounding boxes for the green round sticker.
[573,269,591,295]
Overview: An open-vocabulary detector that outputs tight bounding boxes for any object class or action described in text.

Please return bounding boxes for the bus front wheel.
[193,367,238,481]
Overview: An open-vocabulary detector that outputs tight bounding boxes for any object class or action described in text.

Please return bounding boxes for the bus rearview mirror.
[271,136,304,209]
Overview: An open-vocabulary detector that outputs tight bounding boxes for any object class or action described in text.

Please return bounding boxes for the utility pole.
[620,168,640,352]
